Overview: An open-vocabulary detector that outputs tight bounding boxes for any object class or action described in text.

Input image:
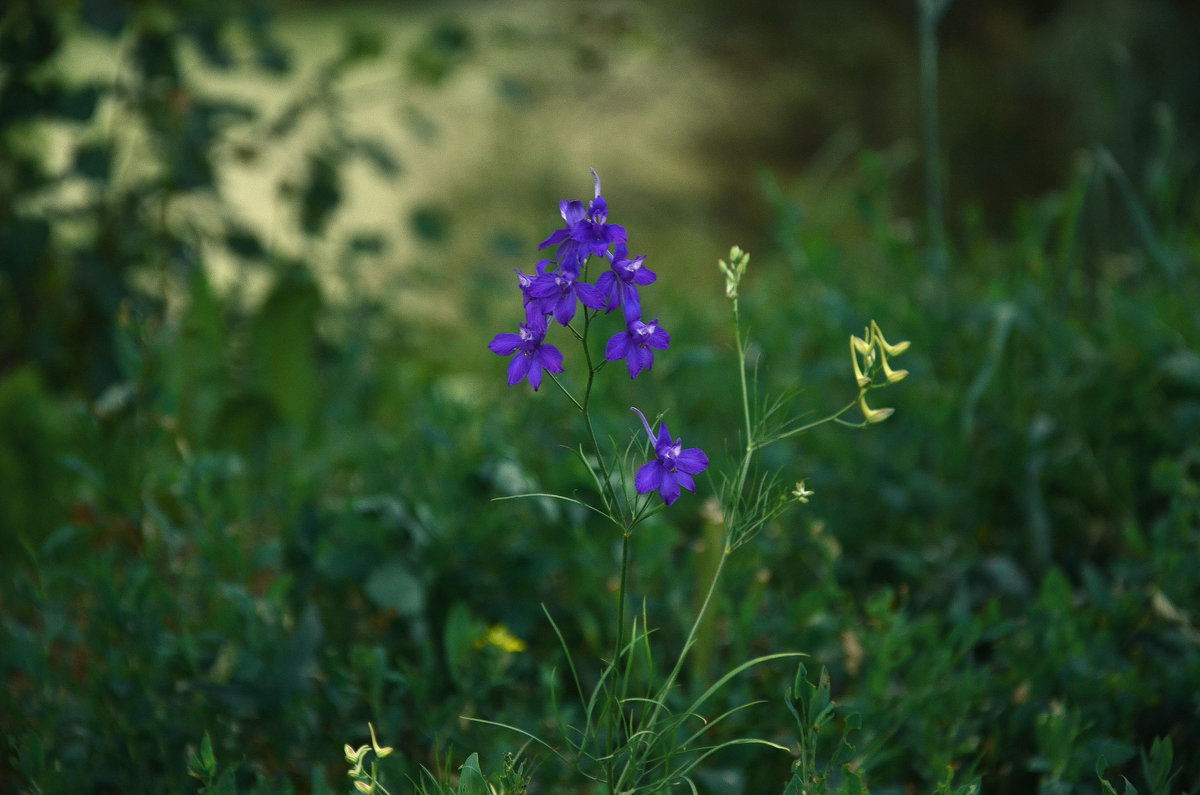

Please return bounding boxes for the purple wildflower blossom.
[516,259,553,312]
[593,243,656,321]
[528,266,589,326]
[488,314,564,391]
[538,168,628,263]
[605,317,670,379]
[630,407,709,505]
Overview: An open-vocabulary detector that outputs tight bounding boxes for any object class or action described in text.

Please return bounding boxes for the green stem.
[919,0,949,274]
[613,296,756,793]
[732,297,753,446]
[773,399,860,442]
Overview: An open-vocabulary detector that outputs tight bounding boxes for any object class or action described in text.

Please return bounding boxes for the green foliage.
[2,2,1199,794]
[783,664,868,795]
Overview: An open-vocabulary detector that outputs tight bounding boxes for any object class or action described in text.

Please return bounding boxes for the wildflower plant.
[478,172,909,792]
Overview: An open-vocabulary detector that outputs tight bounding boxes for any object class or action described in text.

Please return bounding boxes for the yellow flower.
[477,624,527,654]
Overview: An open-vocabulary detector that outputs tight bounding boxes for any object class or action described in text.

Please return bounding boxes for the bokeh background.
[3,0,1200,793]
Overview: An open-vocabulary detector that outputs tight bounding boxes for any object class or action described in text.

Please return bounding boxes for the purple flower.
[631,407,709,505]
[488,314,564,391]
[593,243,656,321]
[538,168,628,263]
[528,266,590,326]
[516,259,553,312]
[605,318,670,379]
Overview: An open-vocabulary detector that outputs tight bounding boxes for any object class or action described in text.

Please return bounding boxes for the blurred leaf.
[364,562,424,617]
[298,150,343,236]
[210,393,279,450]
[54,83,103,121]
[276,603,323,695]
[337,27,385,68]
[410,204,451,243]
[1096,756,1139,795]
[176,267,226,442]
[93,381,136,418]
[444,602,484,689]
[224,225,267,260]
[133,27,179,83]
[1141,736,1177,794]
[188,20,232,70]
[347,233,387,256]
[495,76,534,109]
[353,137,402,179]
[408,20,471,85]
[248,267,321,429]
[72,139,113,181]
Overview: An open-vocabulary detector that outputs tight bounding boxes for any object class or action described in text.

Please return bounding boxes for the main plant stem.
[612,299,755,793]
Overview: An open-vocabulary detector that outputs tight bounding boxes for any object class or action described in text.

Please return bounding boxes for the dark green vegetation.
[3,1,1199,793]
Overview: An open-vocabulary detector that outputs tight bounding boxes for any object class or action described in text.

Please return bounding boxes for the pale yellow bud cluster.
[718,245,750,299]
[344,723,395,794]
[850,320,910,423]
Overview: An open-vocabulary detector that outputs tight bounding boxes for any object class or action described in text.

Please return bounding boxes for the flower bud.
[345,744,370,765]
[878,347,908,383]
[850,336,872,389]
[718,246,749,298]
[368,723,393,758]
[870,320,910,357]
[859,394,894,424]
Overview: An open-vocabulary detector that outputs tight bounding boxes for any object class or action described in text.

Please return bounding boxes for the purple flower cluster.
[489,169,707,505]
[488,169,668,386]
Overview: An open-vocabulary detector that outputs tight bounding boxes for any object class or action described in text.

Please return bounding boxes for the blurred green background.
[2,0,1199,793]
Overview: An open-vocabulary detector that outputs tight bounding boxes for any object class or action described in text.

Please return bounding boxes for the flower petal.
[561,199,586,225]
[675,447,709,475]
[629,346,653,377]
[603,223,628,245]
[658,471,682,505]
[526,359,544,391]
[488,333,522,355]
[655,423,672,452]
[620,284,642,322]
[507,354,530,386]
[536,343,564,374]
[633,264,656,286]
[576,280,606,310]
[606,331,631,362]
[553,294,577,325]
[538,228,570,250]
[647,325,670,350]
[627,346,651,378]
[674,470,696,493]
[635,460,663,495]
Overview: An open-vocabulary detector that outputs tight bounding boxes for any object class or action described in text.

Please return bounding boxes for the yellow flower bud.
[870,320,910,357]
[877,346,908,383]
[859,394,894,424]
[368,723,393,759]
[850,336,872,389]
[345,744,370,765]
